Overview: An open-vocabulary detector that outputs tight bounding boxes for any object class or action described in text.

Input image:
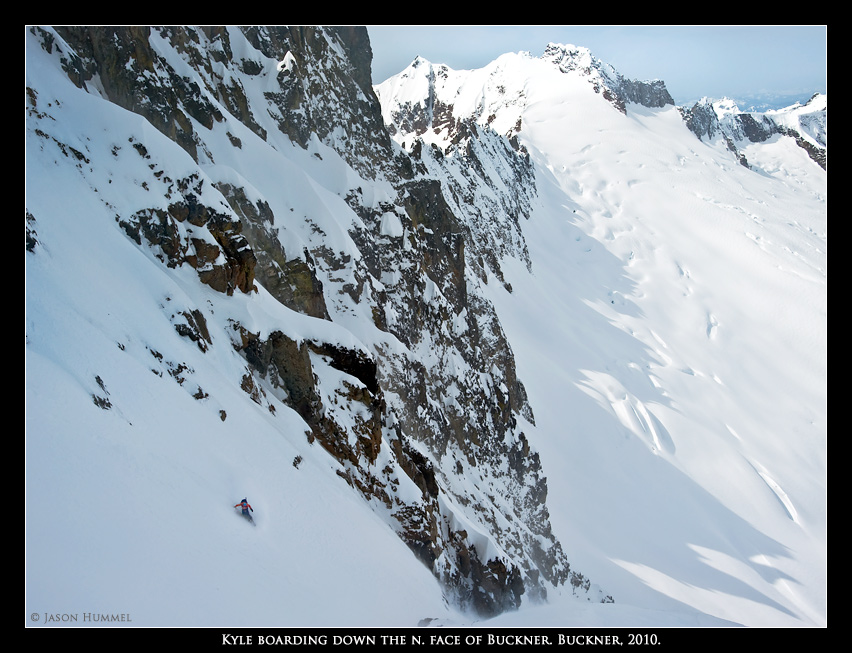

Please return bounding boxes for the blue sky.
[367,26,827,107]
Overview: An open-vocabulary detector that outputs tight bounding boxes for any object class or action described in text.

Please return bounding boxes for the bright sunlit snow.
[26,29,825,629]
[425,51,827,628]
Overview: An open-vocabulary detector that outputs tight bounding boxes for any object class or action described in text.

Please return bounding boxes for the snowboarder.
[235,498,253,519]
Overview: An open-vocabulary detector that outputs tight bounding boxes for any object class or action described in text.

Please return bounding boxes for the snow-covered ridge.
[765,92,827,147]
[684,92,826,158]
[378,44,825,175]
[376,42,676,153]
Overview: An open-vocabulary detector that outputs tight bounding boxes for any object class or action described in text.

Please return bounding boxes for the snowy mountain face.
[26,27,826,628]
[680,93,826,170]
[376,44,675,150]
[26,25,580,623]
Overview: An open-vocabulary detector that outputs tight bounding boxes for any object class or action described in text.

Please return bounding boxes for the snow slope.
[26,30,826,630]
[428,51,827,628]
[25,31,455,628]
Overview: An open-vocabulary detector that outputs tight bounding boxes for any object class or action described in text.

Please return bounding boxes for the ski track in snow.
[706,313,719,339]
[745,459,799,524]
[576,371,675,455]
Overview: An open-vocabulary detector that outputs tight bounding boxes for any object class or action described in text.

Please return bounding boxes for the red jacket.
[235,500,252,511]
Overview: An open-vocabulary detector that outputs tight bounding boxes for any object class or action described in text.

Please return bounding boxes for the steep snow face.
[26,25,826,628]
[26,25,588,626]
[378,45,826,627]
[376,53,535,149]
[25,27,455,628]
[497,103,825,628]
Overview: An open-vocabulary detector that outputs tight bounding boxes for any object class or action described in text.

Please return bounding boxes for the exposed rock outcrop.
[117,173,257,296]
[680,94,827,170]
[542,43,674,113]
[28,24,602,617]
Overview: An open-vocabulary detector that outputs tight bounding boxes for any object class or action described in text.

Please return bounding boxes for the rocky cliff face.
[541,43,675,113]
[28,25,603,616]
[680,94,827,170]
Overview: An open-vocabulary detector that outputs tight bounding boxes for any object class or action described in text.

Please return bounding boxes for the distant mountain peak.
[680,93,826,168]
[377,41,676,153]
[539,42,674,111]
[542,42,606,74]
[409,54,431,69]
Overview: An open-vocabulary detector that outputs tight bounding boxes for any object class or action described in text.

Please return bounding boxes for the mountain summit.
[26,27,825,627]
[376,42,676,150]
